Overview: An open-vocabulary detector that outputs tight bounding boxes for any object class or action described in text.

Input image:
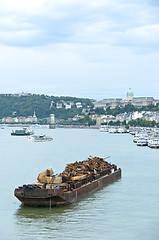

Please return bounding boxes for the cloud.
[0,41,158,99]
[0,0,159,99]
[0,0,158,50]
[115,24,159,49]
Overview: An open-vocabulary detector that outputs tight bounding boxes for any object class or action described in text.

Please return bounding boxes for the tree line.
[94,103,159,116]
[0,94,93,119]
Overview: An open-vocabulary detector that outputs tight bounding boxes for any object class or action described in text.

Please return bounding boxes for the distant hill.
[0,94,94,120]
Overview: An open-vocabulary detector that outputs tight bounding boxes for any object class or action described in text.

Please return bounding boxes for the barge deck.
[14,168,121,207]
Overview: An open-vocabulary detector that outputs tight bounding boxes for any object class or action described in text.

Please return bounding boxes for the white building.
[151,112,159,123]
[94,88,159,109]
[65,103,72,109]
[131,111,143,120]
[50,114,55,124]
[27,111,38,123]
[126,88,134,101]
[76,102,82,108]
[56,102,63,109]
[100,115,116,123]
[2,117,14,123]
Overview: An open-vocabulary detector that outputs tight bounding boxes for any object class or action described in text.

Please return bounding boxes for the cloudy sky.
[0,0,159,100]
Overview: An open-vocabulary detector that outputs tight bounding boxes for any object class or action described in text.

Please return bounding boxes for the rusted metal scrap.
[37,168,54,184]
[37,156,117,184]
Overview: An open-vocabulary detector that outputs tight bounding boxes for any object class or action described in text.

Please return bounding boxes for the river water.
[0,126,158,240]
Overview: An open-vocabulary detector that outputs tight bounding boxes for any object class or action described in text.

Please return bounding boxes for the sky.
[0,0,159,100]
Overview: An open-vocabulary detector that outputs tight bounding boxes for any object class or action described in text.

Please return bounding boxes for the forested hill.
[0,94,93,119]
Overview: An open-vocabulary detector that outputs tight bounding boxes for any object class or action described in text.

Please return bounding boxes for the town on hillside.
[1,89,159,127]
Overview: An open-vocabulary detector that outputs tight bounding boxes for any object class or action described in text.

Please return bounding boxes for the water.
[0,126,158,240]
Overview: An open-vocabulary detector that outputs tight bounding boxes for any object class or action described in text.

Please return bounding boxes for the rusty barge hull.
[14,169,121,207]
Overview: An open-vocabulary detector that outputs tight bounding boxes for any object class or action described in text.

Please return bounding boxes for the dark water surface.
[0,126,158,240]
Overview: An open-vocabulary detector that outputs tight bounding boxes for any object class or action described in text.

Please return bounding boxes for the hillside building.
[56,102,63,109]
[94,88,159,109]
[65,103,72,109]
[126,88,134,101]
[76,102,82,108]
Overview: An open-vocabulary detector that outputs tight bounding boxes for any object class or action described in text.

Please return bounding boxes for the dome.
[127,88,133,95]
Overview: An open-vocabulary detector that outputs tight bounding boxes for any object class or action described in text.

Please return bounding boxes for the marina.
[0,126,158,240]
[99,125,159,149]
[130,127,159,149]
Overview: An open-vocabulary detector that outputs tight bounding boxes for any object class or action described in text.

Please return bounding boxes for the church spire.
[33,111,36,118]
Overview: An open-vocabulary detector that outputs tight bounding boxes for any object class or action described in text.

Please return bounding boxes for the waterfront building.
[100,115,116,124]
[131,111,143,120]
[27,112,38,123]
[49,114,55,124]
[2,117,14,123]
[116,113,128,122]
[144,112,153,121]
[151,112,159,123]
[96,116,101,126]
[1,112,38,123]
[49,114,56,129]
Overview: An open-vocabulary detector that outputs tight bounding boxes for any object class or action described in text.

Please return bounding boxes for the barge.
[14,156,121,207]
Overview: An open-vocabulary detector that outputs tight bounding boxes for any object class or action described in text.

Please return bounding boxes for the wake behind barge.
[14,157,121,207]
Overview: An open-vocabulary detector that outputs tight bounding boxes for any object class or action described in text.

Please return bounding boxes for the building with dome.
[93,88,159,110]
[126,88,134,101]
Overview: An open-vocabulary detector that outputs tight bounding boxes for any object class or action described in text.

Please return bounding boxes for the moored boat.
[136,138,147,146]
[14,156,121,207]
[108,127,117,133]
[99,126,108,132]
[11,128,34,136]
[28,135,53,142]
[117,127,127,133]
[148,138,159,148]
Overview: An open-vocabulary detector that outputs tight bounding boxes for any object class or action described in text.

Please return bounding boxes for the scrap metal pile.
[37,156,117,185]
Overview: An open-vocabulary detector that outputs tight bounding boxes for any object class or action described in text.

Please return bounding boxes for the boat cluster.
[100,126,127,133]
[99,125,159,149]
[11,127,53,142]
[130,128,159,148]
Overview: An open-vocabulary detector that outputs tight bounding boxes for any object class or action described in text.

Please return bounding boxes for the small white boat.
[109,128,117,133]
[133,136,140,143]
[148,138,159,148]
[28,135,53,142]
[129,131,136,135]
[117,127,126,133]
[136,138,147,146]
[133,132,149,143]
[99,126,108,132]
